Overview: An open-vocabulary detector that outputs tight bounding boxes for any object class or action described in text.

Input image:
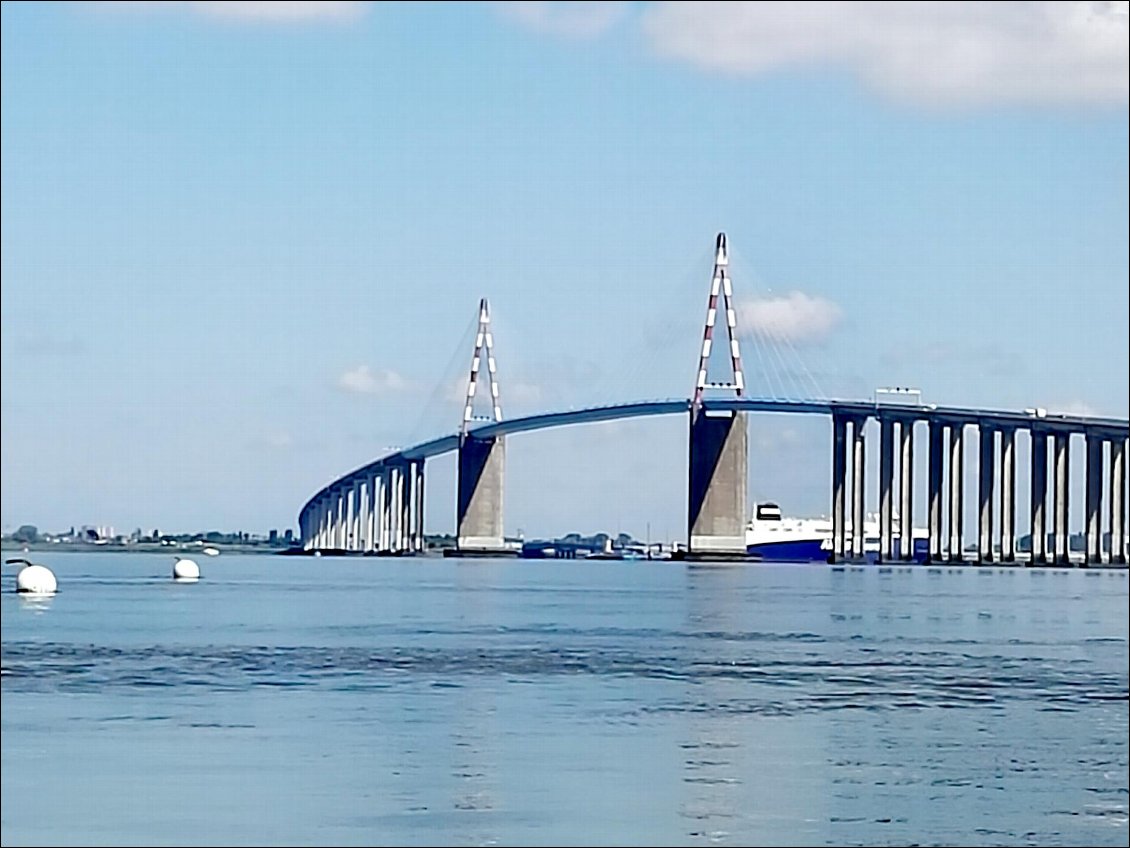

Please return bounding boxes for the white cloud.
[639,1,1129,106]
[337,365,407,396]
[736,292,841,344]
[491,1,630,38]
[97,1,368,23]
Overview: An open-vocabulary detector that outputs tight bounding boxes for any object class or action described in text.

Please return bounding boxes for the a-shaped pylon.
[692,232,746,411]
[461,298,503,434]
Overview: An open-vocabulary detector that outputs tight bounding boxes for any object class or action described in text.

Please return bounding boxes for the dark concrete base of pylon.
[673,550,755,563]
[443,548,519,558]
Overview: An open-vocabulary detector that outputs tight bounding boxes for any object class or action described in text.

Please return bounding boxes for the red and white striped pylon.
[461,297,503,434]
[692,232,746,412]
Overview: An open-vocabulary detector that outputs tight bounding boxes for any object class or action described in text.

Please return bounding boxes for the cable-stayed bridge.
[298,234,1129,565]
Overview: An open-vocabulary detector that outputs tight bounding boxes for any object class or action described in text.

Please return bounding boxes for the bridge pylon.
[686,233,749,559]
[453,298,511,556]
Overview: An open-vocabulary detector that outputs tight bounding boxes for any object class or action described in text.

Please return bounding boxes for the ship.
[745,502,928,563]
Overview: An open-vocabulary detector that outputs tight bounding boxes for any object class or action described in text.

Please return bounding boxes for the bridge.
[298,234,1130,565]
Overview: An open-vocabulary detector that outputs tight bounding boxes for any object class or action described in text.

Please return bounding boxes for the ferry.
[745,502,928,563]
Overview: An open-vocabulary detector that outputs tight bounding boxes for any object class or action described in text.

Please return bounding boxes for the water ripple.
[2,640,1125,714]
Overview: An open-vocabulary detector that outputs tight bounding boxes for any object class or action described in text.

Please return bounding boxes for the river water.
[2,551,1127,846]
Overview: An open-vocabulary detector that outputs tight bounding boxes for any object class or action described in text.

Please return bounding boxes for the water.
[2,551,1127,847]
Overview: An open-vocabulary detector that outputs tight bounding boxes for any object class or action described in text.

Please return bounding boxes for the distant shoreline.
[1,542,294,556]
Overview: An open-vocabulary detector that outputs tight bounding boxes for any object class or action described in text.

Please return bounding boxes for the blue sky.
[2,1,1127,540]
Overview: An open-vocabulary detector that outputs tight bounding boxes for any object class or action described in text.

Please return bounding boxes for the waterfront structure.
[298,235,1130,565]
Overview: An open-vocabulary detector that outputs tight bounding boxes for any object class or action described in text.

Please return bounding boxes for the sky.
[2,0,1127,541]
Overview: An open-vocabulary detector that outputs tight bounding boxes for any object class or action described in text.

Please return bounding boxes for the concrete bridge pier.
[850,417,867,561]
[377,470,391,553]
[978,425,995,563]
[401,463,414,552]
[364,473,375,552]
[322,489,334,550]
[413,461,426,553]
[456,434,506,553]
[358,478,370,551]
[350,480,363,551]
[1052,434,1070,564]
[1000,429,1016,562]
[301,501,313,550]
[340,482,351,551]
[1112,439,1127,565]
[394,464,410,553]
[898,420,914,561]
[1085,435,1104,564]
[377,471,389,552]
[878,417,894,562]
[830,415,847,562]
[321,496,332,550]
[948,424,964,562]
[304,498,317,550]
[386,467,400,553]
[1030,430,1048,565]
[927,420,944,563]
[383,469,395,553]
[687,410,748,558]
[326,488,340,550]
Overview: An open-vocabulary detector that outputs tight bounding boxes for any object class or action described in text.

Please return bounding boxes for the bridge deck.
[300,397,1129,526]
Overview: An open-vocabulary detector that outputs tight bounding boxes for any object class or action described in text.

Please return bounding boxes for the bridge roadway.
[299,396,1130,564]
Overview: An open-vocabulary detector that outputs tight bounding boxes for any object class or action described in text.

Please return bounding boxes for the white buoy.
[173,557,201,581]
[6,558,58,595]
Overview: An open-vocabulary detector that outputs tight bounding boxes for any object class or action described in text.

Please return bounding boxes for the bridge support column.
[330,488,340,550]
[1030,430,1048,565]
[1000,429,1016,562]
[850,418,867,561]
[364,474,375,552]
[358,479,369,551]
[392,466,402,553]
[899,420,915,561]
[319,497,330,551]
[948,424,964,562]
[978,425,995,563]
[381,469,393,553]
[1085,435,1103,564]
[1053,434,1070,564]
[831,415,847,563]
[390,466,402,553]
[414,461,426,553]
[327,490,339,551]
[350,480,362,551]
[307,501,317,550]
[928,420,944,563]
[1112,439,1127,565]
[688,411,748,557]
[878,417,894,562]
[341,485,352,550]
[398,464,410,553]
[457,435,506,552]
[314,498,323,550]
